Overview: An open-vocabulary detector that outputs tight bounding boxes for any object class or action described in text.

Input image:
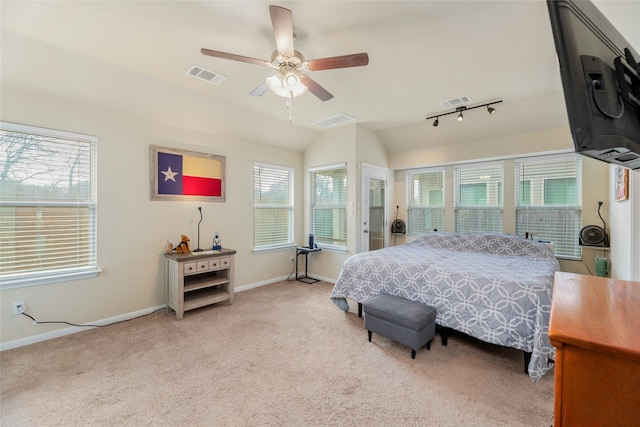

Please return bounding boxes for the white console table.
[165,249,235,320]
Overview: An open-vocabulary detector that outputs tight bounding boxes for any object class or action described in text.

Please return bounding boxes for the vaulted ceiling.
[0,1,612,153]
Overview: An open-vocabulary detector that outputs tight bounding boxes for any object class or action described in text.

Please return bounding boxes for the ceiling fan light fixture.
[266,71,308,98]
[266,74,285,95]
[284,71,308,97]
[290,82,308,97]
[283,71,299,90]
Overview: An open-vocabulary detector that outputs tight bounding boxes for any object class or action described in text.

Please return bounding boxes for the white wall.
[1,87,303,345]
[593,1,640,52]
[608,166,639,280]
[303,126,357,280]
[390,127,574,170]
[633,170,640,281]
[302,124,391,279]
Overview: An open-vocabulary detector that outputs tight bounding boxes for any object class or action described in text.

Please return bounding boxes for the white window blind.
[406,168,444,235]
[0,122,98,286]
[515,155,582,259]
[454,163,503,233]
[310,165,347,249]
[253,162,294,250]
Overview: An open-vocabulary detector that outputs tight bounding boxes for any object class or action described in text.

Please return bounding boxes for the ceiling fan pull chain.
[288,95,293,122]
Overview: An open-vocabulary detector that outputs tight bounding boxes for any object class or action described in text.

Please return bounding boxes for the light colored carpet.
[1,280,554,426]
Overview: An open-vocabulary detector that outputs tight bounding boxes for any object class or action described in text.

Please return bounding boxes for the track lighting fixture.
[425,100,502,126]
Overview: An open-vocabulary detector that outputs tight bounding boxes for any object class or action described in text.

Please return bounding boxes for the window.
[454,163,503,233]
[310,165,347,250]
[406,168,444,235]
[0,122,98,288]
[253,162,294,250]
[516,155,582,259]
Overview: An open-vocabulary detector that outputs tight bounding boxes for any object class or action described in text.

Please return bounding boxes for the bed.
[330,232,559,382]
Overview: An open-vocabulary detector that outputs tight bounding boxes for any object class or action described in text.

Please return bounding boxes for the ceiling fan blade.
[306,53,369,71]
[269,5,294,58]
[300,75,334,101]
[250,81,269,97]
[201,48,269,67]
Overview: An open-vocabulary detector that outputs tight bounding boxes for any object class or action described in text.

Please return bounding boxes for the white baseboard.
[0,305,166,352]
[234,275,289,292]
[2,275,336,351]
[307,274,335,284]
[235,274,335,289]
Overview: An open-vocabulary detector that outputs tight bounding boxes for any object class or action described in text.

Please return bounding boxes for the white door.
[361,164,388,252]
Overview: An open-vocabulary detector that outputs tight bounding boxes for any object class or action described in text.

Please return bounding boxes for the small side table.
[295,247,321,283]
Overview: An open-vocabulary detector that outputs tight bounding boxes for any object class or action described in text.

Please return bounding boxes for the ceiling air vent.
[439,95,472,108]
[313,113,357,129]
[186,65,227,85]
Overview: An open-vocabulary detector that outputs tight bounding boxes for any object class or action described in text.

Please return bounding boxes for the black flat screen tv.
[547,0,640,169]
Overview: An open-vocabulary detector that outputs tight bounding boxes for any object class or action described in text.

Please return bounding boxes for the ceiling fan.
[201,5,369,103]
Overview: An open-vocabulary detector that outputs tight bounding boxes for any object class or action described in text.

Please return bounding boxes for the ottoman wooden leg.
[426,340,431,351]
[411,349,416,359]
[368,330,372,342]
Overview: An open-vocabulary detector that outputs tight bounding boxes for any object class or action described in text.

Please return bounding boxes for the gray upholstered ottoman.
[363,295,437,359]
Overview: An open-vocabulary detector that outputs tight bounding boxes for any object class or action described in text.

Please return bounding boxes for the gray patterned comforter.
[330,232,559,382]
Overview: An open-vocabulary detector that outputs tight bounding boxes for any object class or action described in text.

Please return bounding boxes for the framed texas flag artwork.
[150,145,226,202]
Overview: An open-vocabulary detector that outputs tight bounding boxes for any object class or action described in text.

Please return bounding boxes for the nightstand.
[295,247,321,283]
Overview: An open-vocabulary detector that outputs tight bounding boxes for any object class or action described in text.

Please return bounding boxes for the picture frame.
[150,145,226,202]
[615,166,629,202]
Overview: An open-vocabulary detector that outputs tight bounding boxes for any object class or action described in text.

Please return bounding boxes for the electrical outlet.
[290,255,295,263]
[13,302,25,315]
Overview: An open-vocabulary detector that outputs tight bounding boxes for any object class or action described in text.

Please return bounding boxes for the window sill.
[316,245,348,253]
[252,244,296,254]
[556,256,582,261]
[0,269,102,290]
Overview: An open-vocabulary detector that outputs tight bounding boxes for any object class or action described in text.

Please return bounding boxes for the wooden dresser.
[549,272,640,426]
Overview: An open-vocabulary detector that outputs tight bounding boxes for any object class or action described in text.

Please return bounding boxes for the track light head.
[433,117,439,127]
[487,106,496,114]
[457,112,464,121]
[456,106,465,122]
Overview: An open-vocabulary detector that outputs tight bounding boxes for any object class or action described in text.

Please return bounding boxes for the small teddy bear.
[174,234,191,253]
